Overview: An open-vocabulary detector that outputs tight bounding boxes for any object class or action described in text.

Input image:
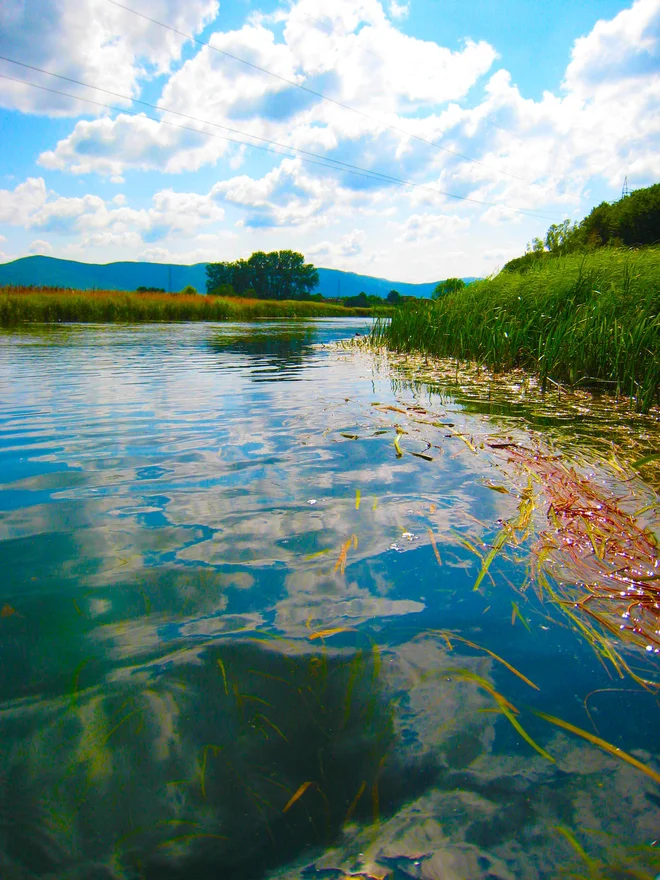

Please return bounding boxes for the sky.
[0,0,659,283]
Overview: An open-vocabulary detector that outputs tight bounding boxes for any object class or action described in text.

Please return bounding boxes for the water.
[0,320,658,880]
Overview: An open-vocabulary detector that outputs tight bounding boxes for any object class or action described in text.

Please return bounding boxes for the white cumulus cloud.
[0,0,219,116]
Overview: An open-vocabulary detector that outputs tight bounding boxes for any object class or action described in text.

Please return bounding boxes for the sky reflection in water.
[0,320,658,880]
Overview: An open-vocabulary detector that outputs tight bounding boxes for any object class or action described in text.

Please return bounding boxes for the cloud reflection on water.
[0,323,658,879]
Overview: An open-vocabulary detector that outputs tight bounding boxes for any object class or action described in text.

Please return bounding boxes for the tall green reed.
[373,248,660,412]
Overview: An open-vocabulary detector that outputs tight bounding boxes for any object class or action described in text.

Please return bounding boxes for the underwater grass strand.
[535,710,660,784]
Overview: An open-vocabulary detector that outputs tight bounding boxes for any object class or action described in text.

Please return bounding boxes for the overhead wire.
[106,0,583,201]
[0,60,568,222]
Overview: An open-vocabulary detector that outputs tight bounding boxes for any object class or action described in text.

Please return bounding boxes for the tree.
[206,251,319,299]
[505,182,660,273]
[387,289,402,305]
[432,278,466,299]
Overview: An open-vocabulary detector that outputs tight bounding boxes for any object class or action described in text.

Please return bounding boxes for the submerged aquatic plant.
[495,444,660,663]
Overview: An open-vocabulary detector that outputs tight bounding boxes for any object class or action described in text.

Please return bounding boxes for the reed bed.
[0,287,374,324]
[373,248,660,412]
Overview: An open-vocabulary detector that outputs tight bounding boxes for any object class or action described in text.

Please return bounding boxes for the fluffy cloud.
[35,0,660,222]
[309,229,367,261]
[565,0,660,94]
[0,0,218,116]
[39,113,232,176]
[396,212,470,243]
[0,178,48,225]
[27,239,53,255]
[210,158,344,229]
[37,0,497,180]
[2,180,226,253]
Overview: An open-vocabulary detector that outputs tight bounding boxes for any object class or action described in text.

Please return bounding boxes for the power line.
[106,0,582,201]
[0,62,568,222]
[0,71,438,189]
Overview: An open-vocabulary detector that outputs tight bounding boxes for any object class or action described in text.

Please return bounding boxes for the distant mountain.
[0,256,478,299]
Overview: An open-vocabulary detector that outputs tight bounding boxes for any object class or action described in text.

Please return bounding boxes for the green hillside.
[504,182,660,273]
[0,256,469,300]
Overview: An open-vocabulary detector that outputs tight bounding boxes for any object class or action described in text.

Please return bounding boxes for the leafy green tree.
[344,292,369,308]
[506,182,660,273]
[206,251,319,299]
[432,278,466,299]
[387,289,402,305]
[180,285,197,295]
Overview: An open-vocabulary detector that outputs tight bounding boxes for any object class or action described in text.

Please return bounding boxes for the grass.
[0,286,380,324]
[373,247,660,412]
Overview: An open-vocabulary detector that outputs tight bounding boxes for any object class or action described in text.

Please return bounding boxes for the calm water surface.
[0,320,658,880]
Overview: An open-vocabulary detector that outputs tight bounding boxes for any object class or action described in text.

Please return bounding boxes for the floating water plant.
[496,444,660,663]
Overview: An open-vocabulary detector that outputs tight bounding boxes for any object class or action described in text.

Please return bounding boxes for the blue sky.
[0,0,658,282]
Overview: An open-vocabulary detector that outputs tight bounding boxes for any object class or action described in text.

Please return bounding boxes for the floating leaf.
[497,704,555,763]
[305,548,331,560]
[411,451,434,461]
[1,603,17,618]
[355,489,361,510]
[553,826,599,871]
[474,525,511,591]
[253,713,288,742]
[334,535,357,575]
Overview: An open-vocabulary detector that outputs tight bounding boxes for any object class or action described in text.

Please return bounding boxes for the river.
[0,319,658,880]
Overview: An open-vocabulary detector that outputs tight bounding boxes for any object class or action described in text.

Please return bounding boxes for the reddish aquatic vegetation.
[498,444,660,659]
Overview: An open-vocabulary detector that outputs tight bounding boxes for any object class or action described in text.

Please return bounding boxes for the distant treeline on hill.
[0,256,455,300]
[504,182,660,272]
[206,251,411,306]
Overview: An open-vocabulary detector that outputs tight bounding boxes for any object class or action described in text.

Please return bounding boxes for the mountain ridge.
[0,256,478,299]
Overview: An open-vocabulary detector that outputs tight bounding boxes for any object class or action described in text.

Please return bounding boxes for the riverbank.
[373,247,660,412]
[0,286,383,324]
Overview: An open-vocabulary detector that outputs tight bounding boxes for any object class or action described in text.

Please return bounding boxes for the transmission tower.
[621,176,630,198]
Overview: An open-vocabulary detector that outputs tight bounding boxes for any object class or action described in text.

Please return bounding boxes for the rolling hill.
[0,256,477,299]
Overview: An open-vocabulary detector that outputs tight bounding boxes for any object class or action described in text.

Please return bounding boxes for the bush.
[180,285,197,296]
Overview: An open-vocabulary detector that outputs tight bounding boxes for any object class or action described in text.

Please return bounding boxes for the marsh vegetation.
[374,247,660,412]
[0,286,378,325]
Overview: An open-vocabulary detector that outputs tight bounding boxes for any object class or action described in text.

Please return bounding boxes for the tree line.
[504,182,660,272]
[206,250,319,300]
